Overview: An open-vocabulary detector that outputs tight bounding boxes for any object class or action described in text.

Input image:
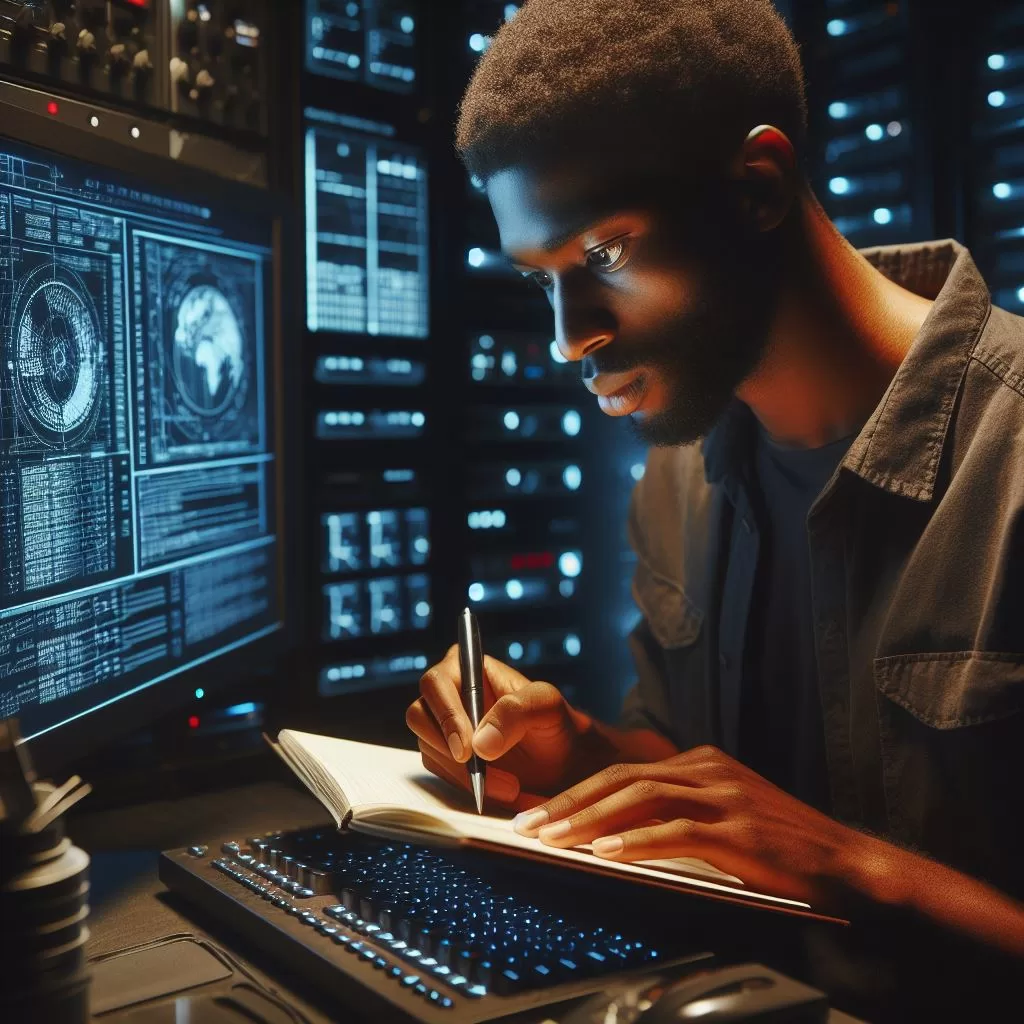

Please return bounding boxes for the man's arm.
[848,830,1024,959]
[510,744,1024,958]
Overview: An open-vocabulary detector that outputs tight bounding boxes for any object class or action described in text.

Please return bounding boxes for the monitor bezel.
[0,101,299,778]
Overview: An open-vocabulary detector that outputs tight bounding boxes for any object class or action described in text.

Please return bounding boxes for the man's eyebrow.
[507,214,626,266]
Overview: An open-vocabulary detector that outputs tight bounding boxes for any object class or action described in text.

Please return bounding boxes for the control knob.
[169,55,190,92]
[47,21,69,61]
[191,67,215,105]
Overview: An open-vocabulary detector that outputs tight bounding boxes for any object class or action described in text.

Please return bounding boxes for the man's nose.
[552,277,615,363]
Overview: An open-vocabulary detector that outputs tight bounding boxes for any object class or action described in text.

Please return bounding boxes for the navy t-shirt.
[739,426,857,813]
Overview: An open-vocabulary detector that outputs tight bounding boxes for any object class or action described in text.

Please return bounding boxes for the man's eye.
[586,240,629,272]
[524,270,553,290]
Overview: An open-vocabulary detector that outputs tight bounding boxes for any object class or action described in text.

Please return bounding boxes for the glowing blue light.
[468,582,485,602]
[994,182,1013,199]
[1017,286,1024,304]
[887,120,903,137]
[562,464,582,490]
[873,207,893,225]
[479,334,495,350]
[494,510,507,527]
[829,176,851,195]
[563,634,582,657]
[508,641,524,660]
[411,412,425,427]
[469,33,488,53]
[828,101,850,119]
[225,702,257,717]
[865,123,884,142]
[561,410,582,436]
[506,467,522,486]
[503,410,520,431]
[549,340,568,364]
[988,54,1006,71]
[504,3,519,20]
[501,352,517,376]
[400,16,415,33]
[506,579,524,600]
[630,462,645,481]
[989,90,1007,108]
[468,247,486,268]
[558,579,575,598]
[558,551,582,578]
[194,688,205,699]
[826,19,847,36]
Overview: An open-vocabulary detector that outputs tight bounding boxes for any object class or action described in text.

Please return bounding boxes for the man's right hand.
[405,646,599,809]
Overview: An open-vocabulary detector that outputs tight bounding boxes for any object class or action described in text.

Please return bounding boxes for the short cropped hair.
[456,0,807,184]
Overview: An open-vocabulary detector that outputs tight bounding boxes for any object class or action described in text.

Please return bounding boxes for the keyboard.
[160,826,716,1023]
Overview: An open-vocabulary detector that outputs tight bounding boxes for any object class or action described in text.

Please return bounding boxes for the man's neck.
[737,196,935,449]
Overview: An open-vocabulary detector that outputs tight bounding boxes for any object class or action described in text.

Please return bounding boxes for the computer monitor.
[0,124,288,773]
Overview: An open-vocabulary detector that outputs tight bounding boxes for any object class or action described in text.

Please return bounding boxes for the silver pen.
[458,607,486,814]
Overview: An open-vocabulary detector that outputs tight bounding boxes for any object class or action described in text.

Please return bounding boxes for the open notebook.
[271,730,824,918]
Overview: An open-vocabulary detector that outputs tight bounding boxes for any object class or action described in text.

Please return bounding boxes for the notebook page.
[279,731,488,822]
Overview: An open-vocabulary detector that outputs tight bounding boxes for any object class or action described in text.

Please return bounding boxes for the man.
[406,0,1024,1005]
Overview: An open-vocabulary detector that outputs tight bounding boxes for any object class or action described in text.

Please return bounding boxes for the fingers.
[587,818,720,863]
[526,781,715,848]
[412,648,533,764]
[419,745,538,813]
[513,762,713,836]
[471,681,568,761]
[414,645,472,762]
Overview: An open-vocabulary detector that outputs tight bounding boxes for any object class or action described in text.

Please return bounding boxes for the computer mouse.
[634,963,829,1023]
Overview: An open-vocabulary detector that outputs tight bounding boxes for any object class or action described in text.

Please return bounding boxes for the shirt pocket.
[873,652,1024,896]
[633,558,714,748]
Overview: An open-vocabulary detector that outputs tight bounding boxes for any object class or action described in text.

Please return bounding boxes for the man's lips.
[583,370,642,397]
[584,372,647,417]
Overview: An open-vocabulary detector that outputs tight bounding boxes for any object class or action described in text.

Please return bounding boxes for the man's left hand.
[512,745,870,906]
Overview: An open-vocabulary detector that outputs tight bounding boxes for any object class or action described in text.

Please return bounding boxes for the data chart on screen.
[307,0,419,92]
[0,138,279,739]
[305,109,429,339]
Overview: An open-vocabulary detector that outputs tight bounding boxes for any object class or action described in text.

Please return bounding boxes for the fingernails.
[538,820,571,843]
[593,835,622,860]
[513,808,549,835]
[447,732,464,761]
[592,836,624,857]
[473,723,502,758]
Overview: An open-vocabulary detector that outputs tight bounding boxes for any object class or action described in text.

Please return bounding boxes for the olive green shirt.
[623,239,1023,901]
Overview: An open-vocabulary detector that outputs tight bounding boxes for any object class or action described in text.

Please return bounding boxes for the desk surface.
[72,776,350,1024]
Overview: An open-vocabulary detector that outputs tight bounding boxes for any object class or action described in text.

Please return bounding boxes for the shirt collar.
[702,240,991,502]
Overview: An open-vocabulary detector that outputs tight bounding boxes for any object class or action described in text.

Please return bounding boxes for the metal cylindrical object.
[0,792,92,1024]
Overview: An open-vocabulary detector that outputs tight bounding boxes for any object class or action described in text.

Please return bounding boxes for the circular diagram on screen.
[13,263,104,449]
[171,283,246,417]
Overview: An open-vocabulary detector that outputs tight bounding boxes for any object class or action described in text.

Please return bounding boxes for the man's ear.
[728,124,799,232]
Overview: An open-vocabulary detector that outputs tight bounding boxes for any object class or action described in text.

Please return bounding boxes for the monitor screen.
[305,108,429,339]
[307,0,419,92]
[0,135,281,744]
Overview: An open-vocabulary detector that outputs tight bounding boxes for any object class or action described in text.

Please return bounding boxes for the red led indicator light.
[46,101,59,116]
[188,715,200,729]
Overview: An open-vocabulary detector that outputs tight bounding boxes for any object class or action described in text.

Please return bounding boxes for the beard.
[583,218,784,448]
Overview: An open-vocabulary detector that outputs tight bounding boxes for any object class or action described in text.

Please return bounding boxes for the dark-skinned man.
[405,1,1024,1017]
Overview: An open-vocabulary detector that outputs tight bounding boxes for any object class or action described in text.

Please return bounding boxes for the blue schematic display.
[0,138,279,739]
[307,0,419,92]
[305,109,429,339]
